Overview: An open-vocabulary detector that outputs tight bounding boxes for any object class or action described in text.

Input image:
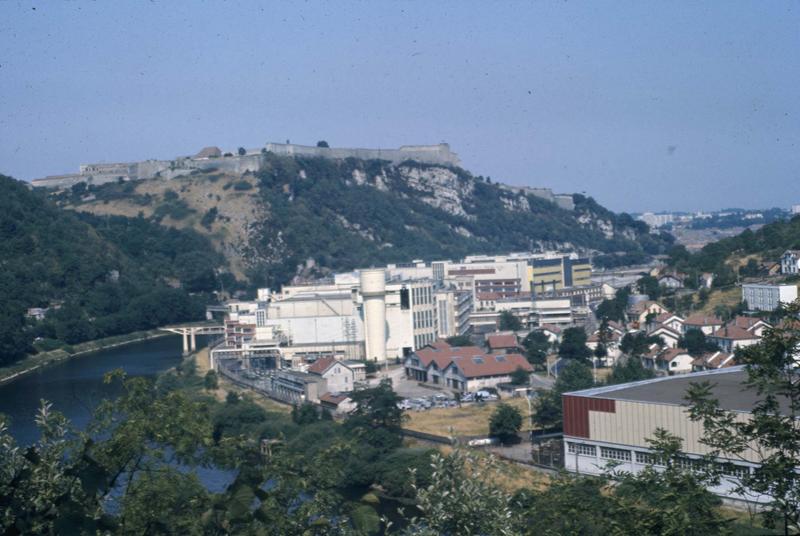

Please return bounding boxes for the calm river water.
[0,335,188,445]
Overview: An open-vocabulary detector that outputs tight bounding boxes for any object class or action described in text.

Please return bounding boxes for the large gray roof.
[566,367,785,414]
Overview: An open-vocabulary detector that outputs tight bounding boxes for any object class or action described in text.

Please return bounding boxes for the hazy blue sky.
[2,1,798,212]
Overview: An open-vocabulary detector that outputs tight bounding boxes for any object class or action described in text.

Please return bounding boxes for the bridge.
[160,322,224,355]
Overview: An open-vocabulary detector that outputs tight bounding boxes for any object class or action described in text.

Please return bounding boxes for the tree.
[406,449,518,535]
[204,370,218,390]
[595,287,630,323]
[687,302,800,533]
[678,328,718,357]
[347,379,405,431]
[316,140,330,148]
[533,360,593,428]
[291,402,319,425]
[489,403,523,444]
[638,275,662,299]
[605,356,655,385]
[620,331,662,357]
[446,334,473,347]
[237,147,246,156]
[498,310,522,331]
[510,366,530,386]
[558,327,591,362]
[522,330,550,367]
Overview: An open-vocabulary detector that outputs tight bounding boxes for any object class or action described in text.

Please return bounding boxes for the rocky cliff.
[61,154,672,287]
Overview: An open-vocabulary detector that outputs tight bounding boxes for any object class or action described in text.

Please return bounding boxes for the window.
[717,463,750,479]
[600,447,632,462]
[472,357,484,364]
[635,451,664,466]
[496,355,506,362]
[567,442,596,456]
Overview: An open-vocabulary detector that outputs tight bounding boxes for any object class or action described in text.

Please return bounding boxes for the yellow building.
[528,256,591,294]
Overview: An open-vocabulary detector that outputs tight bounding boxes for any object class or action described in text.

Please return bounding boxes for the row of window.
[566,442,752,479]
[412,286,433,305]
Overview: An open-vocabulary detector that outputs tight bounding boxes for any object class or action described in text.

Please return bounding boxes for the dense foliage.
[0,174,224,365]
[248,155,671,287]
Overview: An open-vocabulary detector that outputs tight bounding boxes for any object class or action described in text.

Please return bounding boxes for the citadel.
[30,141,462,189]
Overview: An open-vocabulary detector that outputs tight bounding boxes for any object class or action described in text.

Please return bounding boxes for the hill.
[667,214,800,288]
[0,174,225,365]
[64,154,673,287]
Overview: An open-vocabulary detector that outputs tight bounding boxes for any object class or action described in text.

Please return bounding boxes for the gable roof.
[693,351,736,369]
[486,333,518,350]
[413,342,486,370]
[307,356,347,375]
[538,324,562,334]
[684,314,724,327]
[650,324,682,339]
[655,312,684,324]
[448,353,532,379]
[710,325,760,341]
[728,316,770,332]
[657,347,691,363]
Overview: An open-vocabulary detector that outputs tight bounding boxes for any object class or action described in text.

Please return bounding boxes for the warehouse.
[562,367,775,504]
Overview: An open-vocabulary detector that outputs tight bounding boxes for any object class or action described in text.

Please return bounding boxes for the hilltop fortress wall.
[31,142,460,189]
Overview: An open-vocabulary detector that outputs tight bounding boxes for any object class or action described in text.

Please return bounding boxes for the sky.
[1,1,798,213]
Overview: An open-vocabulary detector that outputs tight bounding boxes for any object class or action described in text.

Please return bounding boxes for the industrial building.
[562,367,774,504]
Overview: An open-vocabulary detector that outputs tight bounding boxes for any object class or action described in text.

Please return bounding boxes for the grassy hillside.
[0,174,226,366]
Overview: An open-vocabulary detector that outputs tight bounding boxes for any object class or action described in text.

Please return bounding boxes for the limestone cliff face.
[65,154,668,286]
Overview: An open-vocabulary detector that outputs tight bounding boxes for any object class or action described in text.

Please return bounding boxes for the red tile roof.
[538,324,562,334]
[693,351,736,369]
[486,333,518,349]
[728,316,770,332]
[319,392,351,405]
[307,356,336,375]
[710,325,760,341]
[448,353,532,379]
[657,347,691,363]
[684,314,724,327]
[415,343,486,370]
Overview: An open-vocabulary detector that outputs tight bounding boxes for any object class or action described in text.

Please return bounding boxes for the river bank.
[0,328,172,386]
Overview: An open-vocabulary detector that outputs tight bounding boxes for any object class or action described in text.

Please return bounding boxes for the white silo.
[360,268,387,362]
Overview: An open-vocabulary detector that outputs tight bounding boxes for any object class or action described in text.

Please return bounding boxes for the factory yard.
[403,396,534,438]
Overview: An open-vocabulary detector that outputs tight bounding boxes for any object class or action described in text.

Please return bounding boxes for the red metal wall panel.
[562,395,615,438]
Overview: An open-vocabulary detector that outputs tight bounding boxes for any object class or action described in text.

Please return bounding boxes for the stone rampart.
[263,142,460,167]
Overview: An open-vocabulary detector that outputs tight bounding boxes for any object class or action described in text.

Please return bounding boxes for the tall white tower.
[360,268,387,362]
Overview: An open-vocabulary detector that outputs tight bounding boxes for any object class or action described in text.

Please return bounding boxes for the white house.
[780,250,800,275]
[649,325,682,349]
[657,348,694,374]
[307,356,359,393]
[684,314,724,336]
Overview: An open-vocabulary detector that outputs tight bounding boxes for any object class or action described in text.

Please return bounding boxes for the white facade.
[435,286,473,338]
[742,283,798,312]
[361,269,388,362]
[780,250,800,275]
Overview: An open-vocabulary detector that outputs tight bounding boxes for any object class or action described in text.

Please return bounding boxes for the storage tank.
[360,269,387,362]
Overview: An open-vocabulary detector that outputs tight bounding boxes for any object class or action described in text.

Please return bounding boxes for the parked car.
[460,392,475,403]
[397,399,414,410]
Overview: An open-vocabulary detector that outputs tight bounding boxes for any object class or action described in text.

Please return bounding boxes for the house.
[726,316,771,338]
[537,324,563,344]
[649,325,682,349]
[707,325,761,353]
[692,351,736,372]
[698,272,715,289]
[656,348,694,374]
[486,332,520,353]
[639,343,664,370]
[627,301,669,326]
[683,314,724,336]
[307,356,358,393]
[780,250,800,275]
[657,274,683,289]
[26,307,48,321]
[404,340,532,392]
[319,392,357,415]
[442,353,532,392]
[587,330,622,366]
[651,313,684,334]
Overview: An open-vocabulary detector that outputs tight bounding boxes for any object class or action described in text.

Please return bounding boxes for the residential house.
[651,313,684,334]
[657,348,694,374]
[639,343,664,370]
[627,301,669,326]
[708,325,761,353]
[649,324,682,349]
[692,351,736,372]
[658,274,683,289]
[587,329,622,366]
[698,273,715,289]
[683,314,724,336]
[780,250,800,275]
[486,332,520,354]
[307,356,358,393]
[537,324,563,344]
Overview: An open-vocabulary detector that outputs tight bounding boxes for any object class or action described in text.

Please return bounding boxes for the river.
[0,335,189,445]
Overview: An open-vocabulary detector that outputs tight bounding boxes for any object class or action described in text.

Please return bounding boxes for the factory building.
[529,256,591,294]
[562,367,774,504]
